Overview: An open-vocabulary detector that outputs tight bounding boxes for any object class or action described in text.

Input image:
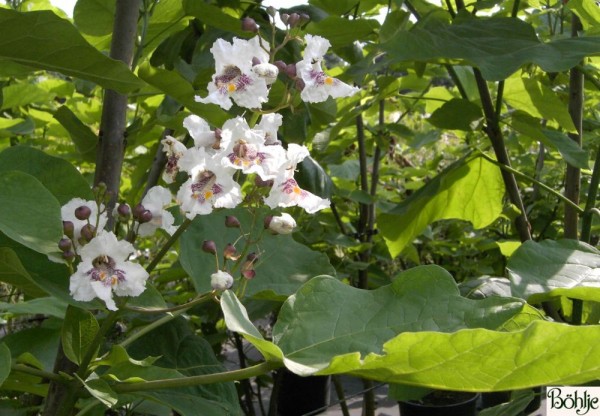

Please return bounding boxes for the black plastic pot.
[399,391,480,416]
[275,369,331,416]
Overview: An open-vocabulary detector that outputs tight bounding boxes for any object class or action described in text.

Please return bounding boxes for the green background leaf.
[507,239,600,303]
[0,171,62,255]
[0,343,11,386]
[379,156,504,258]
[0,9,144,93]
[61,305,99,365]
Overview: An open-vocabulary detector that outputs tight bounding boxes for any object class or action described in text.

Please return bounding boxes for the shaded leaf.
[0,9,144,93]
[307,16,379,48]
[0,343,11,386]
[0,247,48,298]
[459,277,512,299]
[379,156,504,258]
[0,297,67,318]
[427,98,482,131]
[53,106,97,162]
[507,239,600,303]
[73,0,115,36]
[183,1,245,35]
[61,305,99,365]
[382,17,600,80]
[567,0,600,33]
[0,171,62,256]
[0,146,94,204]
[80,377,118,408]
[179,208,335,300]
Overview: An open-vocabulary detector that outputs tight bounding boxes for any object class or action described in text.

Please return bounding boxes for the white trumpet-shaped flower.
[69,232,148,311]
[183,115,221,150]
[296,35,359,103]
[177,147,242,219]
[137,186,177,237]
[264,144,330,214]
[196,37,270,110]
[161,135,188,184]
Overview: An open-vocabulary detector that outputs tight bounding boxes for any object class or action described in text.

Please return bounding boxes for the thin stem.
[474,69,532,242]
[581,146,600,243]
[332,376,351,416]
[564,14,584,239]
[74,400,101,416]
[123,292,215,314]
[119,308,187,348]
[11,363,64,383]
[478,151,584,213]
[146,217,193,274]
[113,361,280,393]
[234,332,256,416]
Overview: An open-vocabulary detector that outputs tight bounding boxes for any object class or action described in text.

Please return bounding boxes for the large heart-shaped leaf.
[180,208,335,300]
[378,156,504,258]
[382,17,600,81]
[507,239,600,303]
[0,9,144,93]
[222,267,600,390]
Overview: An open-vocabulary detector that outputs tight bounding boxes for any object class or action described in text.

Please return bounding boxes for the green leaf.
[0,146,93,204]
[379,156,504,258]
[0,83,54,110]
[0,297,67,318]
[61,305,100,365]
[0,171,62,256]
[121,317,241,416]
[79,376,118,408]
[459,277,512,299]
[307,16,380,48]
[0,247,48,298]
[183,1,245,35]
[504,77,576,132]
[382,17,600,81]
[510,111,589,169]
[296,156,334,199]
[0,9,144,93]
[507,239,600,303]
[221,291,284,363]
[73,0,115,36]
[479,390,535,416]
[0,343,11,386]
[95,345,159,369]
[567,0,600,33]
[179,208,335,300]
[427,98,482,131]
[137,62,228,127]
[53,106,98,162]
[2,325,60,371]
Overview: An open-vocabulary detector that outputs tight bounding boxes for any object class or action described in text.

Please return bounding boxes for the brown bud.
[75,205,92,221]
[58,238,72,252]
[80,224,96,242]
[241,17,259,33]
[202,240,217,255]
[225,215,241,228]
[63,221,74,238]
[287,13,300,27]
[224,243,240,260]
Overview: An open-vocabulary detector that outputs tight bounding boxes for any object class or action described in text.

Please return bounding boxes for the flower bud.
[268,213,296,235]
[74,205,92,221]
[264,215,273,229]
[139,210,153,224]
[225,215,241,228]
[202,240,217,255]
[279,13,289,25]
[299,13,310,25]
[80,224,96,242]
[211,270,234,291]
[224,243,240,260]
[285,63,297,78]
[266,6,276,17]
[252,63,279,85]
[62,250,75,262]
[117,203,131,220]
[255,176,274,188]
[287,13,300,27]
[246,252,258,262]
[242,269,256,280]
[295,77,305,91]
[274,60,287,73]
[241,17,259,32]
[132,203,146,220]
[93,182,107,196]
[63,221,74,238]
[58,238,72,252]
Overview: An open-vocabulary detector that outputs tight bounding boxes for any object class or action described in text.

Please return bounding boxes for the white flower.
[61,198,108,248]
[183,115,220,150]
[161,135,188,184]
[257,113,282,145]
[195,37,270,110]
[176,147,242,219]
[268,213,296,234]
[137,186,177,237]
[220,117,285,180]
[69,232,148,310]
[252,62,279,85]
[296,35,359,103]
[264,144,330,214]
[211,270,234,291]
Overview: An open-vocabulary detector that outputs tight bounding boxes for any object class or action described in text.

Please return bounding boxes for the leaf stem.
[123,291,215,314]
[581,146,600,243]
[112,361,280,393]
[478,151,584,214]
[146,217,193,274]
[118,309,186,348]
[10,363,64,383]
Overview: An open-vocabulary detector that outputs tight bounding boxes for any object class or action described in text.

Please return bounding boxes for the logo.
[547,387,600,415]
